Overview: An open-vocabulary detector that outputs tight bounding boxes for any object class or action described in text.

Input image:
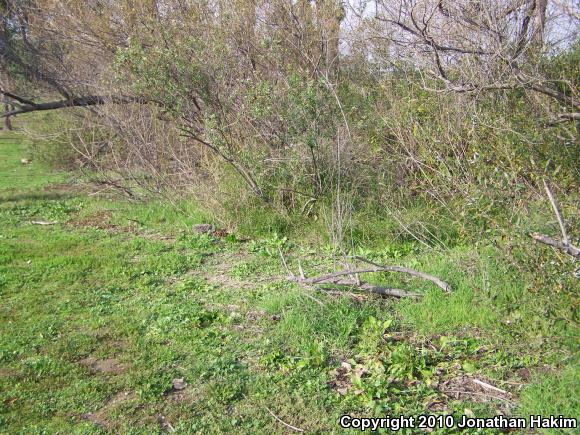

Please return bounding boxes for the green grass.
[0,133,578,433]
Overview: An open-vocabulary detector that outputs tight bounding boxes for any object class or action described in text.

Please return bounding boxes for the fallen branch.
[530,180,579,258]
[318,281,422,298]
[353,256,452,292]
[281,251,450,298]
[30,220,58,225]
[543,179,569,245]
[531,233,580,258]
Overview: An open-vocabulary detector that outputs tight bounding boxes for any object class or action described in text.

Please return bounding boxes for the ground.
[0,132,578,433]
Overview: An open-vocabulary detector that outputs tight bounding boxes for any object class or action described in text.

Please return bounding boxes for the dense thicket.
[0,0,578,247]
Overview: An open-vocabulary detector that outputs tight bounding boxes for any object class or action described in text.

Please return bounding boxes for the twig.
[265,406,305,433]
[278,248,294,278]
[298,259,305,279]
[30,220,58,225]
[300,197,316,215]
[354,256,451,292]
[301,291,325,306]
[543,179,569,245]
[444,390,514,404]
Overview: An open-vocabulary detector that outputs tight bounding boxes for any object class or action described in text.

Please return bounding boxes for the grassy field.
[0,131,578,433]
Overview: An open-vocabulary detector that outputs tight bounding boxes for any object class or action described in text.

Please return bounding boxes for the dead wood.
[530,180,579,258]
[543,179,569,245]
[294,263,451,293]
[353,256,452,292]
[0,91,148,118]
[284,253,451,299]
[319,281,422,298]
[531,233,580,258]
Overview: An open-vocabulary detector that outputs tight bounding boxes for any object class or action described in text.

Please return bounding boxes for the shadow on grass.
[0,191,77,204]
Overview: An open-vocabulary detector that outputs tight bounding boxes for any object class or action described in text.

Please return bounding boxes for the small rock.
[340,361,352,371]
[172,378,187,390]
[192,224,215,234]
[159,415,175,431]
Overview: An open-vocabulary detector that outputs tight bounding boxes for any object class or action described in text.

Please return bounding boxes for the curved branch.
[292,260,452,293]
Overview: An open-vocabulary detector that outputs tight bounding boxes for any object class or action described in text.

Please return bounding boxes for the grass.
[0,131,578,433]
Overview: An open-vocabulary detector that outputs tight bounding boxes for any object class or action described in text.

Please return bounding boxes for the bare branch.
[288,257,451,294]
[543,179,569,245]
[0,95,146,118]
[0,89,37,106]
[531,233,580,258]
[353,256,452,292]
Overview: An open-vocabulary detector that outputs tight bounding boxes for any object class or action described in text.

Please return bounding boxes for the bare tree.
[363,0,579,119]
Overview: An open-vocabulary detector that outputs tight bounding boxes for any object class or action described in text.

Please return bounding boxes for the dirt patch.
[245,309,269,321]
[198,251,279,292]
[105,339,130,352]
[80,357,130,374]
[68,211,180,243]
[68,210,119,231]
[0,367,18,378]
[165,387,195,404]
[515,368,532,382]
[203,272,256,290]
[84,390,136,430]
[196,251,259,290]
[164,382,212,409]
[139,231,177,242]
[208,251,251,272]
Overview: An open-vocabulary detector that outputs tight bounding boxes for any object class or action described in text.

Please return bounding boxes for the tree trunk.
[3,98,12,130]
[316,0,342,77]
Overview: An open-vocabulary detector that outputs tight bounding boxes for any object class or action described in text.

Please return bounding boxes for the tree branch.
[0,94,146,118]
[290,261,451,293]
[0,88,37,106]
[543,179,569,245]
[531,233,579,258]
